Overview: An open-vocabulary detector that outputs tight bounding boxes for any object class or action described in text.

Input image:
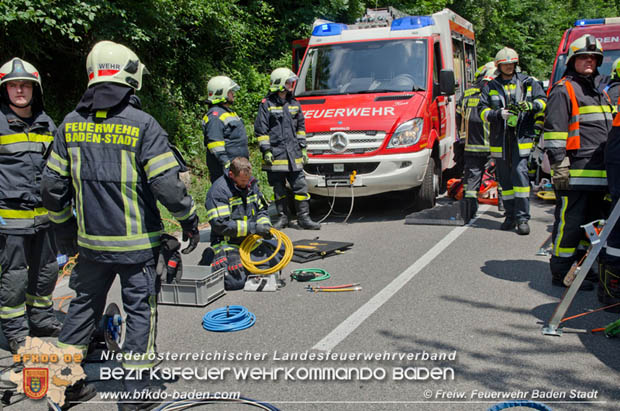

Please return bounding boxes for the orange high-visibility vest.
[561,79,581,150]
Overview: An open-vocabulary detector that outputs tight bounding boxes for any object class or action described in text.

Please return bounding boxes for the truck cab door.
[432,40,448,143]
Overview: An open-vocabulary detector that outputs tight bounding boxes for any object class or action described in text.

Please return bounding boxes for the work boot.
[516,221,530,235]
[460,198,477,224]
[51,379,96,410]
[272,198,289,229]
[295,200,320,230]
[597,262,620,312]
[30,320,62,338]
[500,218,516,231]
[7,337,26,355]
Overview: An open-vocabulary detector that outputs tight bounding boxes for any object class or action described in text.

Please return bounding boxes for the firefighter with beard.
[479,47,547,235]
[458,61,496,223]
[41,41,199,410]
[255,68,320,230]
[543,35,613,291]
[0,58,62,354]
[206,157,273,290]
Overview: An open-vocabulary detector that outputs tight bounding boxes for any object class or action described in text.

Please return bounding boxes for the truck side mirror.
[440,70,455,96]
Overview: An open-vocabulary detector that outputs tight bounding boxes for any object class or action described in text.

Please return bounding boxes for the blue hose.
[202,305,256,332]
[488,400,553,411]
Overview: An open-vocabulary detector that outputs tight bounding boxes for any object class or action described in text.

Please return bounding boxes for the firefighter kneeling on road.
[479,47,546,235]
[42,41,200,410]
[458,61,496,223]
[202,76,249,183]
[255,68,320,230]
[205,157,275,290]
[543,35,613,292]
[0,58,62,354]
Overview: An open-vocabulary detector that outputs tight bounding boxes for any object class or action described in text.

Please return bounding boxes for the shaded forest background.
[2,0,620,168]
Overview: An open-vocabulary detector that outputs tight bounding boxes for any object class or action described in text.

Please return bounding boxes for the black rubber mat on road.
[404,202,465,226]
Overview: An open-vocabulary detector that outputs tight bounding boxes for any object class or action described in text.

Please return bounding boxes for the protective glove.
[500,109,512,120]
[551,157,571,191]
[180,214,200,254]
[156,234,182,283]
[211,249,228,271]
[301,148,309,165]
[263,151,274,165]
[518,101,534,112]
[226,250,244,279]
[54,218,78,257]
[255,223,273,239]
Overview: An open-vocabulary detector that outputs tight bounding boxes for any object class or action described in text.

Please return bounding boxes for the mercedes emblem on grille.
[329,132,348,153]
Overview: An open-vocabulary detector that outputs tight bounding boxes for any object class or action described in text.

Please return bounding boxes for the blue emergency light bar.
[575,18,605,26]
[312,23,347,36]
[391,16,434,31]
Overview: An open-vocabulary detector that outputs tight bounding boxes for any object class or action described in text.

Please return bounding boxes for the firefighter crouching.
[202,76,249,183]
[0,58,62,354]
[458,61,496,223]
[255,68,320,230]
[543,35,613,292]
[205,157,274,290]
[479,47,547,235]
[41,41,200,410]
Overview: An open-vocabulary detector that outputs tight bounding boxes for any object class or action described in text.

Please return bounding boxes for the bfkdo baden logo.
[23,368,49,400]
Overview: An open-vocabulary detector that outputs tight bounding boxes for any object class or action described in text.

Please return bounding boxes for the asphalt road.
[3,193,619,410]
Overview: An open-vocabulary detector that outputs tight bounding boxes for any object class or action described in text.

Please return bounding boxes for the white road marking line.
[312,204,491,352]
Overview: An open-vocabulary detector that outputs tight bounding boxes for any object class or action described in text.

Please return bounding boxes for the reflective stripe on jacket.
[42,94,196,264]
[202,104,249,171]
[479,73,546,159]
[543,72,613,190]
[0,104,55,234]
[254,92,306,172]
[457,85,489,156]
[205,174,270,247]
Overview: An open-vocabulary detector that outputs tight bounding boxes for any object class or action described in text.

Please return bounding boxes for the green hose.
[290,268,330,282]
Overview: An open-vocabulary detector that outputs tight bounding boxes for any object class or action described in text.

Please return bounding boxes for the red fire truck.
[550,18,620,85]
[294,8,477,209]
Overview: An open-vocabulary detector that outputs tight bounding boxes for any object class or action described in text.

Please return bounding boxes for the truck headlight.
[387,118,424,148]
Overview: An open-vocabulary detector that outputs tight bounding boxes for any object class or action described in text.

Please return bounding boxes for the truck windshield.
[295,39,427,97]
[551,50,620,85]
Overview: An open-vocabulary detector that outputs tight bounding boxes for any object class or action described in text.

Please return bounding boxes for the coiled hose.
[202,305,256,332]
[488,401,553,411]
[239,228,293,275]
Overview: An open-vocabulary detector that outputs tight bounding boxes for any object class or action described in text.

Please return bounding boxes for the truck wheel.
[414,157,438,210]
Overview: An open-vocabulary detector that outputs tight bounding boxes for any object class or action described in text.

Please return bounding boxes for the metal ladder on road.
[542,198,620,336]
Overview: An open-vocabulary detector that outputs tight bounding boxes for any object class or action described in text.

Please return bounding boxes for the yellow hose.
[239,228,293,275]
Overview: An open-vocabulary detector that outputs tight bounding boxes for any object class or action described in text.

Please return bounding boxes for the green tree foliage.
[1,0,619,169]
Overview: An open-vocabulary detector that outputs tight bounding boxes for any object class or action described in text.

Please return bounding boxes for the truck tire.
[414,157,439,211]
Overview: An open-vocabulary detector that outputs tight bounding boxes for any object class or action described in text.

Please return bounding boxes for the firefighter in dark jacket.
[0,58,62,354]
[543,35,613,292]
[202,76,249,183]
[41,41,199,410]
[479,47,547,235]
[605,58,620,110]
[604,61,620,308]
[206,157,273,290]
[457,61,495,223]
[255,68,320,230]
